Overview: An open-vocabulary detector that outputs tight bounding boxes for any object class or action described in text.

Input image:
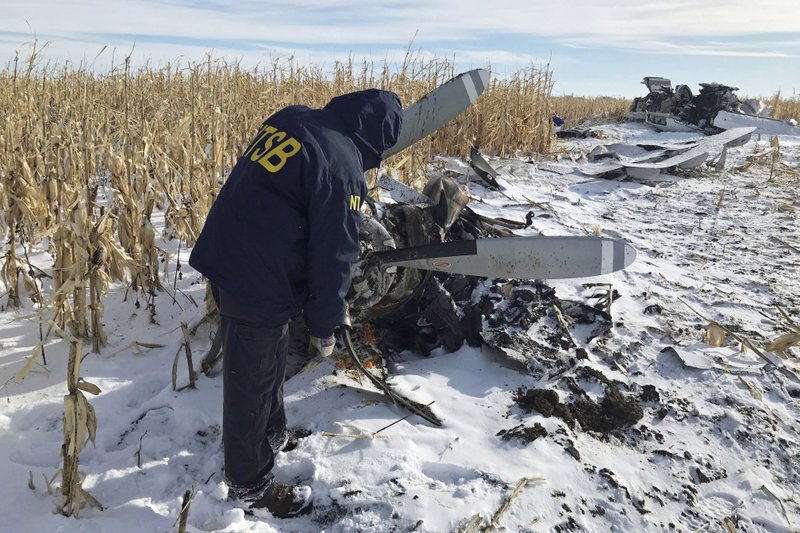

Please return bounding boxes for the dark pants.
[215,286,289,493]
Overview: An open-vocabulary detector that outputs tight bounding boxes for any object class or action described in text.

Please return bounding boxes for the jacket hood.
[323,89,403,171]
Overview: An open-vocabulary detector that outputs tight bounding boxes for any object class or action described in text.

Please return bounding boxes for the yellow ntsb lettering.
[256,138,302,173]
[242,123,302,173]
[348,194,362,211]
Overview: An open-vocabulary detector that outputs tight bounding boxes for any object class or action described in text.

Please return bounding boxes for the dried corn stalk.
[61,339,101,516]
[769,136,780,181]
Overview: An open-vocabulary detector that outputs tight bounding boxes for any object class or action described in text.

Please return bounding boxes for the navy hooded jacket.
[189,89,403,338]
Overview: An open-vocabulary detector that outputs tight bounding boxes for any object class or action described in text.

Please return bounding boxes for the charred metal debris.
[627,76,740,132]
[348,174,609,368]
[338,172,641,426]
[626,76,800,135]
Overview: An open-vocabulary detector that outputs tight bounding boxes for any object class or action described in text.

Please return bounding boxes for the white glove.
[309,334,336,357]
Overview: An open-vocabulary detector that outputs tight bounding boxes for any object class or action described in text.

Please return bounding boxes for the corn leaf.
[81,488,104,510]
[706,322,726,347]
[767,333,800,353]
[80,394,98,446]
[77,379,102,395]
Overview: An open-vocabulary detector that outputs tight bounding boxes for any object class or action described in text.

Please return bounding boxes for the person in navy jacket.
[190,89,403,516]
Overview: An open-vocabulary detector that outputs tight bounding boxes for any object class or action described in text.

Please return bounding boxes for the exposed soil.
[514,377,644,433]
[496,423,548,444]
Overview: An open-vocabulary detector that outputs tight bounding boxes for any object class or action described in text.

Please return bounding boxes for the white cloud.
[561,36,799,59]
[5,0,800,49]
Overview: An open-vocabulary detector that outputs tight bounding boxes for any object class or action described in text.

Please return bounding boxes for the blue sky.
[2,0,799,97]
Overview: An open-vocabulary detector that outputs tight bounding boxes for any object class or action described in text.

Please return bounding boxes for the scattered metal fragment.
[468,146,501,190]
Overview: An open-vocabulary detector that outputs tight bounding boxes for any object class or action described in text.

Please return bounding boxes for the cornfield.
[769,92,800,122]
[551,95,631,127]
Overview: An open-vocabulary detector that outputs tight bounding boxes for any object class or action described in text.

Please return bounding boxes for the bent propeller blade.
[383,69,490,158]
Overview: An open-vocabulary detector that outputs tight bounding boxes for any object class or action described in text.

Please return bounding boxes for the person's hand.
[309,334,336,357]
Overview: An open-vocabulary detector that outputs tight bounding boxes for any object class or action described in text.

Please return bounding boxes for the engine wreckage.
[626,76,800,135]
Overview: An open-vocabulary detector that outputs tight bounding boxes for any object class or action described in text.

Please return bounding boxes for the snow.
[1,122,799,531]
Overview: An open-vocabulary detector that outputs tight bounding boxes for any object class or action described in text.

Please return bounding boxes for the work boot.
[249,480,313,518]
[267,428,309,453]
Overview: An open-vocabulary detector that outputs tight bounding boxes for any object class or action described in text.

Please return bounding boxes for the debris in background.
[626,76,800,135]
[555,128,598,139]
[576,127,755,181]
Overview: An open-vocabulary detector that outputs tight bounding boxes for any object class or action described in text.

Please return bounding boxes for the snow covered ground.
[1,122,798,532]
